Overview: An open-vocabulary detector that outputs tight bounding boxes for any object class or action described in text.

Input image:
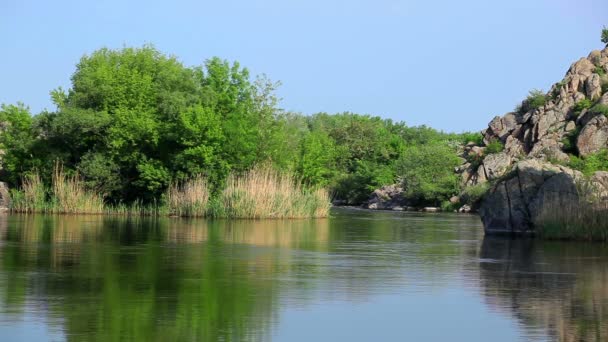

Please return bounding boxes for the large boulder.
[480,160,582,235]
[479,152,512,181]
[364,184,407,210]
[577,115,608,156]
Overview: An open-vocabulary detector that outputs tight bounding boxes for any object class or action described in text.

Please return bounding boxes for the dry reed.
[535,180,608,241]
[166,175,210,217]
[221,166,330,218]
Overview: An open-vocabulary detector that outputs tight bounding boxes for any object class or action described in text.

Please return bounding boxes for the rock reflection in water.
[480,237,608,342]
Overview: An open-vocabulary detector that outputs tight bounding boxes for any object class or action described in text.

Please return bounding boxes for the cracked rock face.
[479,160,582,235]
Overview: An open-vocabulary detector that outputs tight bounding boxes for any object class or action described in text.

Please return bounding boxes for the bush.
[572,99,593,117]
[595,66,607,77]
[484,139,504,155]
[517,89,548,114]
[561,127,580,154]
[590,104,608,117]
[569,149,608,175]
[602,26,608,45]
[460,183,490,205]
[460,132,483,146]
[440,200,458,212]
[396,144,461,206]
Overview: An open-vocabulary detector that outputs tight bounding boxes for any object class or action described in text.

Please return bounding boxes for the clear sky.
[1,0,606,132]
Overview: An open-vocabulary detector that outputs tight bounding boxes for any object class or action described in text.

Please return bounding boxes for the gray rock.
[480,152,512,180]
[585,73,602,100]
[458,204,472,213]
[365,184,406,210]
[480,160,584,235]
[577,115,608,156]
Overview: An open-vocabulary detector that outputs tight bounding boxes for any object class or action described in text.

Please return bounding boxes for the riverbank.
[9,165,330,219]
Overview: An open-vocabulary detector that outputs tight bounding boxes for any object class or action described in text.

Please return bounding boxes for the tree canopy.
[0,45,473,206]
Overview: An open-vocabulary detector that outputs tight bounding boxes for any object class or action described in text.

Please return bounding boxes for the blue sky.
[1,0,606,132]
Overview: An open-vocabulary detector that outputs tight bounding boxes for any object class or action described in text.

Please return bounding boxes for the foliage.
[595,66,607,77]
[484,139,504,155]
[568,150,608,176]
[517,89,548,114]
[460,131,484,146]
[396,143,461,206]
[602,26,608,45]
[460,183,489,205]
[590,104,608,117]
[572,99,593,117]
[0,45,471,208]
[561,127,580,155]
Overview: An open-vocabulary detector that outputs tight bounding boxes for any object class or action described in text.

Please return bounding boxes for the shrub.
[561,127,580,154]
[568,149,608,175]
[517,89,548,114]
[460,132,483,146]
[602,26,608,45]
[595,66,607,77]
[460,183,490,205]
[590,104,608,117]
[440,200,458,212]
[484,139,504,155]
[572,99,593,117]
[396,143,461,206]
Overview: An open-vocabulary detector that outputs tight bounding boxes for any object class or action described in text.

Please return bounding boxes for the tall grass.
[51,164,105,214]
[11,164,105,214]
[9,164,331,219]
[536,181,608,241]
[10,173,46,213]
[166,175,210,217]
[221,166,330,219]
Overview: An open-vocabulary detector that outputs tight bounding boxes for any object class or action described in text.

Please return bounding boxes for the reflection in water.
[0,215,332,341]
[0,210,606,341]
[479,237,608,342]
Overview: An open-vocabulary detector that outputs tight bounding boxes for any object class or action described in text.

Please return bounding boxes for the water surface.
[0,208,606,341]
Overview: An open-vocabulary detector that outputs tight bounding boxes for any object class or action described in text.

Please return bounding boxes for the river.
[0,208,605,341]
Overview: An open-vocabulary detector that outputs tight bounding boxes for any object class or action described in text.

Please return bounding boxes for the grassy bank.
[10,165,330,219]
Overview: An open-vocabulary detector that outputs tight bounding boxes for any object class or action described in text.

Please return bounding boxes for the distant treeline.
[0,46,478,207]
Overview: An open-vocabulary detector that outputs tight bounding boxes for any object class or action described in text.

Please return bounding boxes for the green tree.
[602,26,608,45]
[396,143,461,206]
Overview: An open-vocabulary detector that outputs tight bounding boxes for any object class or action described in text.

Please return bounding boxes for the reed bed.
[221,166,330,219]
[51,165,105,214]
[9,165,330,219]
[11,164,105,214]
[166,175,210,217]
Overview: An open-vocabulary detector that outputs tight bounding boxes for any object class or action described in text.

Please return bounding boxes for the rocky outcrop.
[365,184,407,210]
[461,47,608,189]
[480,160,582,235]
